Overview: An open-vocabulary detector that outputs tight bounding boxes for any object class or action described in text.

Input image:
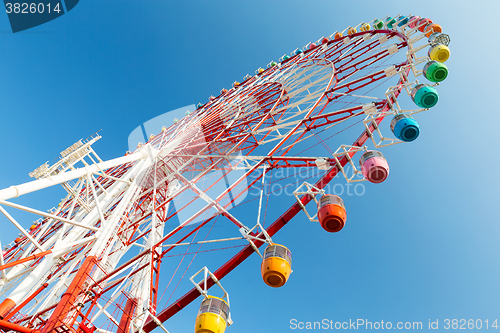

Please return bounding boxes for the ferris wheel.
[0,14,451,333]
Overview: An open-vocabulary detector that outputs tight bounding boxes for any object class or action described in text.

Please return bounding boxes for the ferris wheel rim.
[142,40,413,333]
[0,14,446,333]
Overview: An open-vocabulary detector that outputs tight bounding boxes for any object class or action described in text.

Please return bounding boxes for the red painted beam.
[0,319,34,333]
[0,250,53,272]
[40,256,96,333]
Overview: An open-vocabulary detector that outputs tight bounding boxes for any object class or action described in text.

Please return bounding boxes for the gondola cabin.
[261,244,292,288]
[317,194,347,233]
[195,296,230,333]
[359,150,390,184]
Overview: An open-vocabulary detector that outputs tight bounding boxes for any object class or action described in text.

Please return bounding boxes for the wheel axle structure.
[0,14,451,333]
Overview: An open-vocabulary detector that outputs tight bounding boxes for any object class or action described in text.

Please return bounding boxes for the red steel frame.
[143,29,411,331]
[0,28,412,333]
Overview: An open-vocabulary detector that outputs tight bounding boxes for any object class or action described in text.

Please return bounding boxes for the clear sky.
[1,1,499,332]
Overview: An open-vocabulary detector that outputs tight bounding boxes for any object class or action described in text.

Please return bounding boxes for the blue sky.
[1,1,499,332]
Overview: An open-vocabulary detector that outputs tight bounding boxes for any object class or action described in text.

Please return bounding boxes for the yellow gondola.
[195,296,230,333]
[261,243,292,288]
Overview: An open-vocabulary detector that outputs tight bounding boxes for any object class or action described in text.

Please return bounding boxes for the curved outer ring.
[144,29,411,332]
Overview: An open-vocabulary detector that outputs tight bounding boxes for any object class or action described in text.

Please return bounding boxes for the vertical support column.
[0,298,16,319]
[117,297,137,333]
[40,256,96,333]
[3,283,49,321]
[149,250,161,315]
